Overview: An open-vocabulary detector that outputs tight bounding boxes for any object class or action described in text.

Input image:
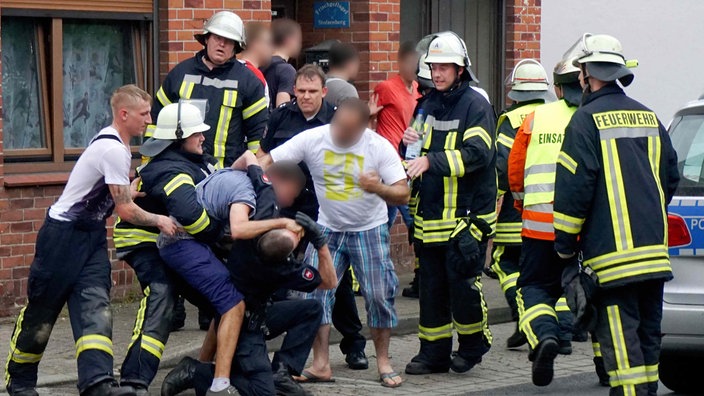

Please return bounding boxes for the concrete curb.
[13,307,513,390]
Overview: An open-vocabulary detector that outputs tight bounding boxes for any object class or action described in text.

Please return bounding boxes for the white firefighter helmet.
[573,33,635,87]
[553,37,584,104]
[422,32,478,82]
[554,37,583,83]
[416,53,433,90]
[506,59,552,102]
[140,102,210,157]
[194,11,246,52]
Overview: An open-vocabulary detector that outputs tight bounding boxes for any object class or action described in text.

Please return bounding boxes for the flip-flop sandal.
[296,369,336,383]
[380,372,403,388]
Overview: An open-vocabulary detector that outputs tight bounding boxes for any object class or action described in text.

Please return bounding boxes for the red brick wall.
[0,6,7,315]
[297,0,401,100]
[504,0,541,105]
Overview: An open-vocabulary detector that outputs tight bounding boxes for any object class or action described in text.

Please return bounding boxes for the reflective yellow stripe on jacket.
[213,89,238,167]
[113,226,159,249]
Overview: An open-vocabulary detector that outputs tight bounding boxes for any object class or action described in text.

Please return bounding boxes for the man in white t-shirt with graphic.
[260,98,410,388]
[5,85,177,396]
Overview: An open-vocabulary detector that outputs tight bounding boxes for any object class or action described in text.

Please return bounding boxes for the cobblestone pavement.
[1,273,511,391]
[40,322,603,395]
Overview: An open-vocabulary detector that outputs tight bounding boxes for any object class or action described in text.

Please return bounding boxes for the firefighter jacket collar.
[152,145,209,167]
[194,49,237,73]
[582,83,624,106]
[433,80,471,106]
[504,99,545,113]
[285,98,336,124]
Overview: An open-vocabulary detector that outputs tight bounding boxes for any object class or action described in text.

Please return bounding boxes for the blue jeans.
[387,205,413,229]
[159,239,243,316]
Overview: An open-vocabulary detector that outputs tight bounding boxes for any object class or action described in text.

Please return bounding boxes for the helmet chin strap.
[580,63,592,104]
[175,100,184,140]
[442,68,464,95]
[203,45,212,63]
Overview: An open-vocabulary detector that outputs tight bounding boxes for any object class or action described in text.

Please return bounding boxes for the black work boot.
[572,330,589,342]
[121,382,150,396]
[345,351,369,370]
[198,310,212,331]
[402,270,419,298]
[171,295,186,331]
[558,340,573,355]
[273,364,312,396]
[450,354,482,374]
[594,356,610,387]
[531,338,559,387]
[81,381,137,396]
[506,324,528,349]
[161,357,197,396]
[405,356,450,375]
[483,266,499,280]
[7,386,38,396]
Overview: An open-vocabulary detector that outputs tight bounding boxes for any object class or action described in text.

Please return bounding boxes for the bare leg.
[295,324,333,381]
[371,327,402,386]
[198,320,217,362]
[214,301,245,379]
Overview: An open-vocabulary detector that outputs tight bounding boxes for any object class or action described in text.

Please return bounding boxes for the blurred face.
[181,132,205,155]
[287,29,303,57]
[399,53,420,82]
[345,57,361,80]
[206,33,236,65]
[331,108,365,148]
[431,63,462,92]
[121,100,152,137]
[294,76,327,117]
[579,68,587,89]
[251,31,273,67]
[553,85,563,100]
[271,178,304,208]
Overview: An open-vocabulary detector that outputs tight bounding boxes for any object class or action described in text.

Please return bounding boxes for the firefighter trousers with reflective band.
[5,217,114,393]
[120,247,176,388]
[516,237,575,349]
[416,244,492,367]
[595,279,664,396]
[490,244,521,320]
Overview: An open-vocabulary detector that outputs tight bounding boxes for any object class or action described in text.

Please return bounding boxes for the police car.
[659,96,704,394]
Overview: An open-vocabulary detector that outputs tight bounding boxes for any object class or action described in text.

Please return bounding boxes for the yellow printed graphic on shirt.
[322,151,365,201]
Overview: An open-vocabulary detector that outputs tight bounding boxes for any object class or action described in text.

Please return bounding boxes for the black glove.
[447,218,483,277]
[561,256,598,332]
[295,212,326,249]
[561,260,587,320]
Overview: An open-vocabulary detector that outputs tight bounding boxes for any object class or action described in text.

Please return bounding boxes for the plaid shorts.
[304,224,399,329]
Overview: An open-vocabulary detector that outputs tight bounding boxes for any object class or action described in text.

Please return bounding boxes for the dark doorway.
[271,0,296,19]
[401,0,505,105]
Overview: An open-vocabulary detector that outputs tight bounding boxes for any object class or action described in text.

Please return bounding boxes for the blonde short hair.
[110,84,152,114]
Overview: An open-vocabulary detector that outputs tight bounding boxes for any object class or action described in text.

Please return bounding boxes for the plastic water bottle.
[405,109,425,160]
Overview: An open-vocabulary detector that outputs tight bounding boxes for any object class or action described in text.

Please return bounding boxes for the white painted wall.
[541,0,704,123]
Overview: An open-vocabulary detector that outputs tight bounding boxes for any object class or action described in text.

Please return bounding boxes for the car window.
[670,113,704,196]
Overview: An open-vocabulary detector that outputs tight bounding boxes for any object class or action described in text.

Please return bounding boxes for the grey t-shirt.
[196,168,257,223]
[324,77,359,106]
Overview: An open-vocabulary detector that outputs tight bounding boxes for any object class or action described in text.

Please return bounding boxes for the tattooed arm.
[109,184,178,235]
